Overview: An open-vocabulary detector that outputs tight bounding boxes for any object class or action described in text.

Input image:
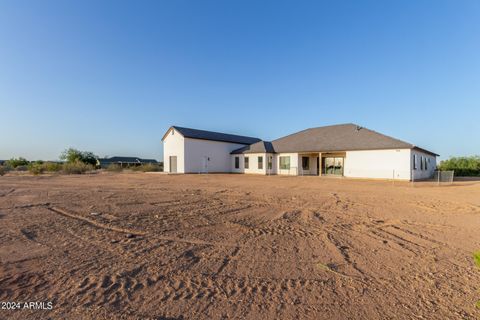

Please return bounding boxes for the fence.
[433,170,454,185]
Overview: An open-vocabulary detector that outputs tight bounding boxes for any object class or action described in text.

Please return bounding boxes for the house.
[98,156,158,168]
[162,124,438,180]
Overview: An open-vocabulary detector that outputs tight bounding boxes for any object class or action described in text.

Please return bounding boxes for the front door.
[169,156,177,173]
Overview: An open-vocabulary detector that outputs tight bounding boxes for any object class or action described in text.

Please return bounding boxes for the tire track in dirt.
[47,207,146,236]
[0,188,15,197]
[216,246,240,275]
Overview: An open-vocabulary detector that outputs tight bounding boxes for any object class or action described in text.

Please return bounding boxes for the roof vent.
[356,125,363,131]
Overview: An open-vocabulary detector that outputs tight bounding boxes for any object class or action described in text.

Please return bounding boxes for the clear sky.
[1,1,479,161]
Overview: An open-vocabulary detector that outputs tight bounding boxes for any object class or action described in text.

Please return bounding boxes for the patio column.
[318,152,322,176]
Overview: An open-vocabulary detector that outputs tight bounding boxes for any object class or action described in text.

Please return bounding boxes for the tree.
[60,148,98,166]
[6,157,29,168]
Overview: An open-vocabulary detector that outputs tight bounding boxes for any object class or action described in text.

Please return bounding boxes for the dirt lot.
[0,172,479,319]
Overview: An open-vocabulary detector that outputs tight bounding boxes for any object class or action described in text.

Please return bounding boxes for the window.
[244,156,249,169]
[267,156,273,170]
[413,154,417,170]
[302,157,309,170]
[280,156,290,170]
[235,156,239,169]
[420,156,424,170]
[424,157,428,170]
[258,156,263,169]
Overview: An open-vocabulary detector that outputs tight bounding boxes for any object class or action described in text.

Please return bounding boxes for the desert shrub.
[131,163,161,172]
[6,157,29,168]
[15,165,28,171]
[106,164,123,172]
[62,161,94,174]
[43,162,62,172]
[28,163,45,175]
[438,156,480,176]
[0,165,12,176]
[60,148,98,166]
[27,162,62,175]
[44,162,62,172]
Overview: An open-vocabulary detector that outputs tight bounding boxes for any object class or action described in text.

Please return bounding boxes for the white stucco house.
[162,124,438,181]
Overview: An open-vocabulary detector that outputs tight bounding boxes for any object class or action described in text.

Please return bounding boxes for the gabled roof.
[231,141,275,154]
[231,123,438,156]
[163,126,261,145]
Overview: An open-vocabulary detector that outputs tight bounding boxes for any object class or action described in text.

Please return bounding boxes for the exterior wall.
[411,149,436,180]
[276,153,299,175]
[231,153,273,174]
[231,154,245,173]
[298,154,319,175]
[184,138,245,173]
[163,128,185,173]
[344,149,412,180]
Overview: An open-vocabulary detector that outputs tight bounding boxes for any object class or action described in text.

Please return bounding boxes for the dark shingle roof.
[231,123,438,156]
[167,126,261,145]
[231,141,275,154]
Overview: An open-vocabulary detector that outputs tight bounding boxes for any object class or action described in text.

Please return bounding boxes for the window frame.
[413,154,417,170]
[234,156,240,169]
[279,156,291,170]
[244,156,249,169]
[258,156,263,169]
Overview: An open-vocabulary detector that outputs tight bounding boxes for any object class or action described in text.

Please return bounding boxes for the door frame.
[169,156,177,173]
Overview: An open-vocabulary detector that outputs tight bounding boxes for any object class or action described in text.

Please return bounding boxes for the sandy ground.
[0,172,479,319]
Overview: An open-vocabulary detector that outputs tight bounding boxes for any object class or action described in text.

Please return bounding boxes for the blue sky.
[0,0,479,161]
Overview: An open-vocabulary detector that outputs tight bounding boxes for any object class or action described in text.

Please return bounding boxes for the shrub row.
[0,161,94,176]
[438,156,480,176]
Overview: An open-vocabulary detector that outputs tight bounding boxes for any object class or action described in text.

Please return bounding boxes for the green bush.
[60,148,98,166]
[106,164,123,172]
[28,162,63,175]
[44,162,62,172]
[28,163,45,175]
[62,161,94,174]
[131,163,161,172]
[438,156,480,176]
[6,157,29,168]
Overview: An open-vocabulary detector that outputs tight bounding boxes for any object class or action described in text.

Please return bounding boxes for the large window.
[244,156,249,169]
[302,156,309,170]
[235,156,239,169]
[280,156,290,170]
[258,156,263,169]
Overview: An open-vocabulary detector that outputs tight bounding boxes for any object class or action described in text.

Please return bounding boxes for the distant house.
[0,160,5,166]
[162,124,438,180]
[98,156,158,168]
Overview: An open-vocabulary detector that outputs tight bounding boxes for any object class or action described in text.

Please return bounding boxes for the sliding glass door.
[322,157,344,176]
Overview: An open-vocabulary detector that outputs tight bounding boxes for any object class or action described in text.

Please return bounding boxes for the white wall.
[277,153,299,175]
[411,149,436,180]
[298,154,319,175]
[344,149,412,180]
[163,128,185,173]
[231,154,245,173]
[231,153,275,174]
[184,138,246,173]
